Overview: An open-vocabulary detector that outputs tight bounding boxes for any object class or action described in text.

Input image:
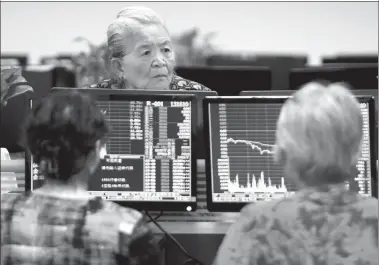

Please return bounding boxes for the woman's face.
[119,24,175,90]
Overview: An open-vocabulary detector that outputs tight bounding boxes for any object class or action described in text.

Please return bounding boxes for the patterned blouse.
[88,75,211,91]
[213,182,378,265]
[1,192,162,265]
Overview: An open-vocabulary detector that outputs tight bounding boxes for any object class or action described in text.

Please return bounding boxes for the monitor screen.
[28,92,197,211]
[175,66,271,96]
[289,65,378,90]
[322,55,378,64]
[22,65,56,99]
[52,88,217,160]
[1,151,27,195]
[204,96,377,212]
[1,54,28,67]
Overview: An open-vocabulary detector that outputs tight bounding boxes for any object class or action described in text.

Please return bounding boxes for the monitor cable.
[144,211,205,265]
[147,210,163,223]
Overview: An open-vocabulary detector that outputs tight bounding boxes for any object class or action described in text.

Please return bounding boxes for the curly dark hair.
[25,90,109,181]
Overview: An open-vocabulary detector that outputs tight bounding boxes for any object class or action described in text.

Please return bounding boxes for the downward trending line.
[226,138,275,155]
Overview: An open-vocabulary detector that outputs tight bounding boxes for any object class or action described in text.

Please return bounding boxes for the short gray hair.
[107,6,168,59]
[273,82,363,184]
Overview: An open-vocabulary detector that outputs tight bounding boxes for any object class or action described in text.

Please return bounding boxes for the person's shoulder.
[1,193,26,214]
[99,200,144,227]
[99,201,161,264]
[238,199,283,225]
[85,200,145,248]
[234,194,307,233]
[352,196,378,219]
[170,75,212,91]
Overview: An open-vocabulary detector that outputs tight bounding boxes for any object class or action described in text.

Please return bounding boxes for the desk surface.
[150,221,232,235]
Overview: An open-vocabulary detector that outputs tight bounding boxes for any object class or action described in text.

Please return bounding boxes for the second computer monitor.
[175,66,271,95]
[204,96,377,212]
[240,89,378,107]
[53,88,218,160]
[28,90,197,211]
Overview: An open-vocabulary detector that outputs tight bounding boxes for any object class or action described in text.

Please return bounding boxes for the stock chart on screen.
[207,97,375,206]
[30,94,196,210]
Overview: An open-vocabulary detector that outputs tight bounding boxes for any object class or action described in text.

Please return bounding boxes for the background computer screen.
[205,97,376,211]
[1,152,27,195]
[175,66,271,95]
[30,93,197,211]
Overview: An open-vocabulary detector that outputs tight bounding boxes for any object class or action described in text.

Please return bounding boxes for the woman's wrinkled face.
[119,24,175,90]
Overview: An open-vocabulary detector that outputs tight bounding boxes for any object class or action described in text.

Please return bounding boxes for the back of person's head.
[25,91,109,181]
[274,81,363,185]
[107,6,168,60]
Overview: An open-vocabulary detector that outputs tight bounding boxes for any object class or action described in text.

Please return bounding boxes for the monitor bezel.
[203,96,378,212]
[359,96,378,198]
[240,89,378,98]
[203,96,290,212]
[239,90,378,121]
[288,64,378,91]
[27,90,198,212]
[52,87,218,95]
[52,88,218,161]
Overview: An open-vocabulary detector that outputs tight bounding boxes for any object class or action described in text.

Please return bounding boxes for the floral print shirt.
[1,193,162,265]
[213,183,378,265]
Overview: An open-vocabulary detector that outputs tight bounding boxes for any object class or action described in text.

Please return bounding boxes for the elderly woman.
[89,6,210,91]
[1,91,162,265]
[213,82,378,265]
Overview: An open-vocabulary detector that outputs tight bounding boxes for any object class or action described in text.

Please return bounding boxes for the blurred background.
[1,1,378,87]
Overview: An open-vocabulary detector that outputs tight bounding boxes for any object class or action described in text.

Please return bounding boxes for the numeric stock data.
[31,97,195,204]
[208,100,374,204]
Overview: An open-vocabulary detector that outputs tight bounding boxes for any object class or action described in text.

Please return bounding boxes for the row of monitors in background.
[1,89,377,212]
[1,57,377,97]
[175,64,378,94]
[3,52,377,91]
[3,52,377,67]
[19,63,379,97]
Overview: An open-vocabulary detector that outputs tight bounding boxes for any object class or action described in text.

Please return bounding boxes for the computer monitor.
[322,54,378,64]
[22,65,56,99]
[206,53,308,91]
[27,90,197,211]
[240,89,378,108]
[204,96,377,212]
[1,152,28,195]
[53,87,217,160]
[175,66,271,95]
[289,64,378,90]
[0,92,32,153]
[1,54,28,67]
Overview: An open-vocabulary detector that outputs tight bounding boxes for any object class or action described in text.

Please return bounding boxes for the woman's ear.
[110,58,124,77]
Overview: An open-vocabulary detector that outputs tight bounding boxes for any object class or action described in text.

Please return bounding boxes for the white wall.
[1,1,378,65]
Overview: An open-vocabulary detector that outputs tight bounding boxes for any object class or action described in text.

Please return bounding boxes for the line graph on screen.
[226,138,274,155]
[218,103,297,193]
